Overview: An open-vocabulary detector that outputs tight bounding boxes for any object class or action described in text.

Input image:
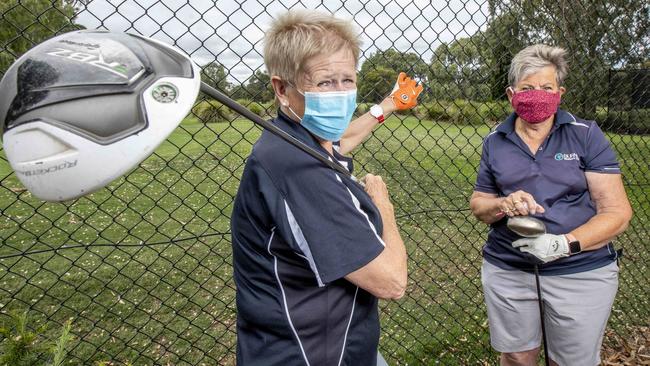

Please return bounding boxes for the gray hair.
[263,10,361,84]
[508,44,569,87]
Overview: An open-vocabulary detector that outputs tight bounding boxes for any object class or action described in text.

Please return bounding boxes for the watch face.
[370,104,383,117]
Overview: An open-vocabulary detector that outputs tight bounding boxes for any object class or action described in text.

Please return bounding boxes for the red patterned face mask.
[510,89,561,124]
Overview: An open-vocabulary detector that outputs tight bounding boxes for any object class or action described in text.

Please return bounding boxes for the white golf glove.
[512,234,569,263]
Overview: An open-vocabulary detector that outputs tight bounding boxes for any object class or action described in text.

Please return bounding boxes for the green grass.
[0,115,648,365]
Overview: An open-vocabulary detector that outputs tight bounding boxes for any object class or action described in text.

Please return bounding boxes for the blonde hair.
[508,44,569,86]
[263,10,361,84]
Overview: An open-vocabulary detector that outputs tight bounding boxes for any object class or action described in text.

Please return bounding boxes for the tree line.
[2,0,648,119]
[199,0,649,120]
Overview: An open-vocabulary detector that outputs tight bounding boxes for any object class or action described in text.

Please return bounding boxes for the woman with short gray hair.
[470,44,632,365]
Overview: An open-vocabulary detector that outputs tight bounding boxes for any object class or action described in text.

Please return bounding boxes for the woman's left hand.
[512,233,569,263]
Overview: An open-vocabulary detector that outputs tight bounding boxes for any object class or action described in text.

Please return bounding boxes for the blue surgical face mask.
[288,89,357,141]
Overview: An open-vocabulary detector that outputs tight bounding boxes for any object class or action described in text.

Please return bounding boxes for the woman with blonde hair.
[231,9,421,366]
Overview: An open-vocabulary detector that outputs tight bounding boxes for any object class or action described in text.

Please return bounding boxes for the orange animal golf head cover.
[390,72,423,110]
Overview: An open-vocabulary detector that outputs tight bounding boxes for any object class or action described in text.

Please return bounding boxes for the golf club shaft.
[534,265,550,366]
[199,82,352,178]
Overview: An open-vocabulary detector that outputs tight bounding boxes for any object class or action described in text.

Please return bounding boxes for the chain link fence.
[0,0,648,364]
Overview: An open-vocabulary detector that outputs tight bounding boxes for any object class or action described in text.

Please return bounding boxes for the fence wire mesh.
[0,0,648,365]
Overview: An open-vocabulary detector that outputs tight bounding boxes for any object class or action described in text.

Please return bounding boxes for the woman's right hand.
[499,190,545,217]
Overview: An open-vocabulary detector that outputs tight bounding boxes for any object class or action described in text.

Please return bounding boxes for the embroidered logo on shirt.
[554,152,579,161]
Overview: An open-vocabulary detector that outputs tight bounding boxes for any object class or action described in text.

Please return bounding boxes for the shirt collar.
[495,108,575,134]
[275,108,318,147]
[554,109,578,125]
[274,108,353,168]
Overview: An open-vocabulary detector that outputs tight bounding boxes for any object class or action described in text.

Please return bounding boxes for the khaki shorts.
[481,259,619,366]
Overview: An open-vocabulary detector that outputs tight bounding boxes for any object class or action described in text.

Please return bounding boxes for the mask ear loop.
[287,105,302,122]
[283,80,305,122]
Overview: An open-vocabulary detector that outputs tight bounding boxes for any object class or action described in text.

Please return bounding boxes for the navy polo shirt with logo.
[474,109,621,275]
[230,110,385,365]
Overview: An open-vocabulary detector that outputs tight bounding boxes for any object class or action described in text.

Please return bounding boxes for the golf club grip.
[199,82,352,178]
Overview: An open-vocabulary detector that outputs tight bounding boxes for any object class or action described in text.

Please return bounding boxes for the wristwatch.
[369,104,385,124]
[568,239,582,255]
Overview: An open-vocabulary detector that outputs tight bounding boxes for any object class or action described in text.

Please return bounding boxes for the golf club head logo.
[46,47,129,78]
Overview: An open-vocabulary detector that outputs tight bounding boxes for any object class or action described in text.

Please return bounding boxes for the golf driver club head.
[0,30,201,201]
[507,216,546,238]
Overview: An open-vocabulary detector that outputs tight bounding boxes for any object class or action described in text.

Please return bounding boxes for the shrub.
[0,311,74,366]
[261,101,276,116]
[394,107,417,116]
[420,99,511,126]
[479,101,511,123]
[193,99,233,123]
[457,100,484,125]
[423,102,452,121]
[230,99,267,118]
[248,102,264,117]
[236,98,252,106]
[356,102,370,115]
[596,108,650,135]
[414,104,429,119]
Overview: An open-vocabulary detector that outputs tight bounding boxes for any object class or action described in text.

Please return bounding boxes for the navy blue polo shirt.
[230,110,385,366]
[474,109,621,275]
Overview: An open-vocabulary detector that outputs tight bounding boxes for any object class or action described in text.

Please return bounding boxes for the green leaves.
[0,311,73,366]
[0,0,81,74]
[0,311,47,366]
[200,62,232,94]
[49,320,72,366]
[357,48,429,103]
